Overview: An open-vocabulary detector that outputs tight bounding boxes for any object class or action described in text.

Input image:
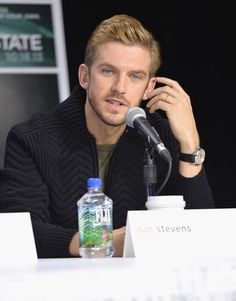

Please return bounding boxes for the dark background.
[0,74,59,167]
[61,1,235,208]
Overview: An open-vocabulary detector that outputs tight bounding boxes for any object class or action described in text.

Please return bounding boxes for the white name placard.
[0,212,38,267]
[123,208,236,262]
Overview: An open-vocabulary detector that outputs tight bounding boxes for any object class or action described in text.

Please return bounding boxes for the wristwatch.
[178,147,205,165]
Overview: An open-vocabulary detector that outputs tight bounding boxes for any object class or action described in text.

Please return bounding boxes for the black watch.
[179,147,205,165]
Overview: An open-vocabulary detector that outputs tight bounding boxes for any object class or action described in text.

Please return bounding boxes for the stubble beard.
[88,94,125,127]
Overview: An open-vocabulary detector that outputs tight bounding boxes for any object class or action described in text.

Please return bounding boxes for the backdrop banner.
[0,0,69,167]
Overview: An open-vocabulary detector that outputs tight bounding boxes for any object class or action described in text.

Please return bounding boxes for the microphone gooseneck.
[125,106,172,196]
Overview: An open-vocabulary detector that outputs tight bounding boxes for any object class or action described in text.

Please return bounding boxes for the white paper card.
[0,212,38,266]
[123,208,236,262]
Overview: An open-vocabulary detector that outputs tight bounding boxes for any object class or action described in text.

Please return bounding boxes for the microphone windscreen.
[125,107,146,128]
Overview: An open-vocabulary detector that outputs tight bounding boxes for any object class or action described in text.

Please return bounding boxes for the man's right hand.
[113,226,126,257]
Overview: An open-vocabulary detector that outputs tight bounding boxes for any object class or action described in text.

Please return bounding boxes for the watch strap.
[178,152,195,163]
[178,147,205,165]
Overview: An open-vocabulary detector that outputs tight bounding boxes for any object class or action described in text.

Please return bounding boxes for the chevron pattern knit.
[0,85,215,258]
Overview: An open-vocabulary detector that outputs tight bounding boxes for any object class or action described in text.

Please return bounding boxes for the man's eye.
[130,74,141,80]
[102,69,113,75]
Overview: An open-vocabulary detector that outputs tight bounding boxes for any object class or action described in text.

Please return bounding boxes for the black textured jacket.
[0,85,215,257]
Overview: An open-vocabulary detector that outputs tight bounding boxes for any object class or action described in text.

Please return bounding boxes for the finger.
[146,92,172,109]
[155,76,188,96]
[147,98,171,113]
[147,85,179,101]
[148,85,191,110]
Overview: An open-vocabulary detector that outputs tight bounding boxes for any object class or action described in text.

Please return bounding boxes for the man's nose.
[111,74,127,94]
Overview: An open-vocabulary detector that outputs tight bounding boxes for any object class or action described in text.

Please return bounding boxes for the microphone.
[125,107,172,162]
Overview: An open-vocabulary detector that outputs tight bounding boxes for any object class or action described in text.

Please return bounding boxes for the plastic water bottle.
[77,178,114,258]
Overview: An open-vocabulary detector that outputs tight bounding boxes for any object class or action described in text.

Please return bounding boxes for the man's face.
[83,41,153,127]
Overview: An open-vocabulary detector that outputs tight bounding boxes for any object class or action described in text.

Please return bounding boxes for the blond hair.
[85,14,162,76]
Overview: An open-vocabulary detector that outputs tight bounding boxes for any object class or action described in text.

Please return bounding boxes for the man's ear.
[78,64,89,89]
[143,78,156,100]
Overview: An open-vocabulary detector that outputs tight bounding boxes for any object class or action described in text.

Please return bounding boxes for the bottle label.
[78,205,113,247]
[94,207,111,225]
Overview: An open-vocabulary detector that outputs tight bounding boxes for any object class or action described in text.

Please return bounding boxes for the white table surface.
[1,257,236,301]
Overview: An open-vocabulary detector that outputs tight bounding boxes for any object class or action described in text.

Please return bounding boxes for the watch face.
[179,147,205,165]
[195,148,205,164]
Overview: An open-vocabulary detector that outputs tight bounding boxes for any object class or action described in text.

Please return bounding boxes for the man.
[0,14,214,258]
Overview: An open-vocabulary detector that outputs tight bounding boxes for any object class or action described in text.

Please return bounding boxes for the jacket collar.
[55,85,88,135]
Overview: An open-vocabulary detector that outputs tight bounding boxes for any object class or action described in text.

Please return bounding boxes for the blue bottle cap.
[87,178,102,188]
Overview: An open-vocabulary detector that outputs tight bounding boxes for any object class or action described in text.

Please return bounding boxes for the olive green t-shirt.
[96,144,116,191]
